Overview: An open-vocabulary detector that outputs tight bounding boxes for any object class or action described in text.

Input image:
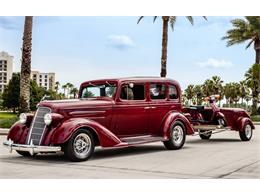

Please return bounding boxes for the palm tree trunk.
[20,16,33,113]
[255,39,260,64]
[160,16,169,77]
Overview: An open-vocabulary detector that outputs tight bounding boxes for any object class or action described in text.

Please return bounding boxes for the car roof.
[80,76,180,86]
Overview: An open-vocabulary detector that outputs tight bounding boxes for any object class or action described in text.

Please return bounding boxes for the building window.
[45,75,47,78]
[40,75,42,78]
[39,79,42,82]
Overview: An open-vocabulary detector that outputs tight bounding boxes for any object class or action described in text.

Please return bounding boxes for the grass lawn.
[251,115,260,122]
[0,112,18,128]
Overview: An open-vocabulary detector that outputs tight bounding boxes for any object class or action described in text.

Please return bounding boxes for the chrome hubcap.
[245,124,252,139]
[172,125,184,145]
[74,133,91,158]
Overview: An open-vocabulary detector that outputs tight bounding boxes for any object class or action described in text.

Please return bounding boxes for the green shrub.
[0,117,18,128]
[251,115,260,122]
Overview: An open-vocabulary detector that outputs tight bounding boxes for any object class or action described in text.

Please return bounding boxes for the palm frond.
[245,39,255,49]
[153,16,158,23]
[137,16,144,24]
[169,16,176,30]
[186,16,194,25]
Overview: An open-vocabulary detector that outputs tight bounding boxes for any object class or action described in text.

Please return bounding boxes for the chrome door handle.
[150,106,156,109]
[144,107,150,110]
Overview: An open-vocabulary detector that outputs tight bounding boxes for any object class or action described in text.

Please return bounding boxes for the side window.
[150,84,166,100]
[169,85,178,99]
[120,83,145,100]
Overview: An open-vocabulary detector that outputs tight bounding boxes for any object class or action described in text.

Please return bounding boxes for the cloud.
[0,16,22,30]
[196,58,234,68]
[107,35,135,50]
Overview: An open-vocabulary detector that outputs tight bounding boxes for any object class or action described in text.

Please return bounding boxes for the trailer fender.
[236,117,255,131]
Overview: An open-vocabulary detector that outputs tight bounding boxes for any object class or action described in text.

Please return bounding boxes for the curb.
[0,128,9,136]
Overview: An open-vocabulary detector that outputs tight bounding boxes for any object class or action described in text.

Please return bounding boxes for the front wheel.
[64,129,95,162]
[239,123,253,141]
[163,121,186,150]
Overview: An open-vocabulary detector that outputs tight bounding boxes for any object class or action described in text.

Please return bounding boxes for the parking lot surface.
[0,125,259,178]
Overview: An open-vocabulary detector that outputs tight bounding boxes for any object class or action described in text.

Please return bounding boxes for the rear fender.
[50,118,125,147]
[162,112,194,139]
[236,117,255,131]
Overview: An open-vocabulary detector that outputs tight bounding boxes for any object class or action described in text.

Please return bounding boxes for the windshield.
[80,83,117,99]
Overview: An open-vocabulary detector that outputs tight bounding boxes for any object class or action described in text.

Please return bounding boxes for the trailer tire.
[199,130,212,140]
[239,123,253,141]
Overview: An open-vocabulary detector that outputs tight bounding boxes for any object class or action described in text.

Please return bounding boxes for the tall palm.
[245,63,260,114]
[138,16,207,77]
[222,16,260,64]
[20,16,33,113]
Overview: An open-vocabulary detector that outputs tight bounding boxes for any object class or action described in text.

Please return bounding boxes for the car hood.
[39,98,114,111]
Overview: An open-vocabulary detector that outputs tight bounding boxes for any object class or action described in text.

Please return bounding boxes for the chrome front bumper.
[3,139,61,155]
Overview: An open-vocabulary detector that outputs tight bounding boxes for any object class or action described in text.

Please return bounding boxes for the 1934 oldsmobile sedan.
[3,77,194,161]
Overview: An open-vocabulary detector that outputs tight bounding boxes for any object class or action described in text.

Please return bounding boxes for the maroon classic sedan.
[4,77,194,161]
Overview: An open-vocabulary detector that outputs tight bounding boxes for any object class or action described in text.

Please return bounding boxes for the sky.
[0,16,255,90]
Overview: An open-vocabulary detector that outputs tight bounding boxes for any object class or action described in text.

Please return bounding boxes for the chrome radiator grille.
[27,107,51,145]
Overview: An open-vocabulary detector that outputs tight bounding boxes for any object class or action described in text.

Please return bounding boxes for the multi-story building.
[0,51,13,93]
[31,71,55,91]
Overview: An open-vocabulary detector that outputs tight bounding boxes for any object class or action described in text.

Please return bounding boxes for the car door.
[112,82,149,136]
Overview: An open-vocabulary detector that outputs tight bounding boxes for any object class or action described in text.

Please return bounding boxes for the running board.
[193,125,224,130]
[120,135,165,145]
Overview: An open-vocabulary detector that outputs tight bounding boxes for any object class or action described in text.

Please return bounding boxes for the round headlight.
[44,113,52,125]
[19,113,27,124]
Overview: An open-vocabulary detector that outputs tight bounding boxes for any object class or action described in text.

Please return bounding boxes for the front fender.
[162,111,194,139]
[50,118,125,147]
[7,122,29,144]
[236,117,255,131]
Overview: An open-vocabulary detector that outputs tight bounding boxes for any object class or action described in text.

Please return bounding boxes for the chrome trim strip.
[3,139,61,156]
[69,110,105,115]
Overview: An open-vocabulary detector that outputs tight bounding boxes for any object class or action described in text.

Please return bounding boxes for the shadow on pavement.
[187,138,241,144]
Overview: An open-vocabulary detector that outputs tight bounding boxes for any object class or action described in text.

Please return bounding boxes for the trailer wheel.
[163,121,186,150]
[199,130,212,140]
[239,123,253,141]
[64,128,95,161]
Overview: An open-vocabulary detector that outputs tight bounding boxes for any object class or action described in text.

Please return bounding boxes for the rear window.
[120,83,145,100]
[169,85,178,99]
[150,84,166,100]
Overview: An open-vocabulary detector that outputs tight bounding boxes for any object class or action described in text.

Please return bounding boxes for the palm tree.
[193,85,203,105]
[245,63,260,114]
[20,16,33,113]
[222,16,260,64]
[66,83,74,98]
[239,80,250,104]
[138,16,207,77]
[55,81,60,93]
[202,79,214,97]
[62,84,67,97]
[70,87,79,98]
[184,85,195,105]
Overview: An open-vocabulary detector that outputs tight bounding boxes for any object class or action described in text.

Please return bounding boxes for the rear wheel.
[239,123,253,141]
[64,129,95,161]
[163,121,186,150]
[199,130,212,140]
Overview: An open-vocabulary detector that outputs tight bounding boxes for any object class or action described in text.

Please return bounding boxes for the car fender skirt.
[162,112,194,139]
[50,118,124,147]
[236,117,255,131]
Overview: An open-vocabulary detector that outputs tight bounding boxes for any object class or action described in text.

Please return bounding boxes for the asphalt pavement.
[0,125,259,178]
